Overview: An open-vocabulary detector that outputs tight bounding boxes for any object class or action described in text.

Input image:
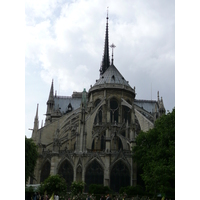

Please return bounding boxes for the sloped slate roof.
[54,96,82,113]
[134,99,158,113]
[94,64,132,88]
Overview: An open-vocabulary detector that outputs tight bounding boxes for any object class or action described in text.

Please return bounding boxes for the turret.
[159,96,166,116]
[157,91,165,116]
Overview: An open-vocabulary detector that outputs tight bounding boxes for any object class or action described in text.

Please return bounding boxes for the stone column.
[104,156,110,187]
[74,164,76,182]
[82,165,85,183]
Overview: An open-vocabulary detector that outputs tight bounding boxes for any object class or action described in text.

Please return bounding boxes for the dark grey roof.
[54,96,82,113]
[94,64,132,87]
[134,99,159,113]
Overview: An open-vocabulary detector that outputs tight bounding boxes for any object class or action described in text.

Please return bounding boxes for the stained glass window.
[58,160,73,191]
[110,160,130,192]
[85,160,104,192]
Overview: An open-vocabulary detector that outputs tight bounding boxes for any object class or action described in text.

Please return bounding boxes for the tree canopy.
[88,184,111,195]
[70,181,85,196]
[39,174,67,196]
[25,136,38,184]
[132,108,175,199]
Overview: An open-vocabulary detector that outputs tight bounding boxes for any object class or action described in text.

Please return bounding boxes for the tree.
[119,185,144,197]
[70,181,85,196]
[88,184,111,195]
[25,136,38,183]
[39,175,67,197]
[133,108,175,199]
[88,184,111,200]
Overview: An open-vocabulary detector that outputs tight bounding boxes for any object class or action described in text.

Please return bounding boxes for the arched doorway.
[85,160,104,192]
[110,160,130,192]
[58,160,73,191]
[40,161,50,183]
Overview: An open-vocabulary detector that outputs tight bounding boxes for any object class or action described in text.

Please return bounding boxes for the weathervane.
[110,43,116,65]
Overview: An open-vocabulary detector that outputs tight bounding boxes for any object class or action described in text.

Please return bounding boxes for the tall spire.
[100,9,110,75]
[35,103,39,121]
[48,79,54,101]
[45,80,55,124]
[31,104,39,140]
[34,104,39,130]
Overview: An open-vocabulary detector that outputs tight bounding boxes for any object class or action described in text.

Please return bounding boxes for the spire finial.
[107,7,109,20]
[99,10,110,75]
[110,43,116,65]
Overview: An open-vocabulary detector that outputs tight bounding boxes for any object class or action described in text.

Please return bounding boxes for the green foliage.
[25,136,38,183]
[70,181,85,196]
[132,108,175,199]
[119,185,144,197]
[88,184,111,195]
[39,174,67,197]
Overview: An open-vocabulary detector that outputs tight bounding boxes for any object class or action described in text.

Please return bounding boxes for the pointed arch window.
[58,160,73,191]
[122,104,131,124]
[40,161,50,183]
[110,99,119,123]
[85,160,104,192]
[110,160,130,192]
[94,99,102,125]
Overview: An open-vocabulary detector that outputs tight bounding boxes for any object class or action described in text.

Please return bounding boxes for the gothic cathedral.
[30,15,166,192]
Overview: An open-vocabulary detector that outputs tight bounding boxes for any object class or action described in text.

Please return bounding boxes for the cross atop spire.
[110,43,116,65]
[100,10,110,75]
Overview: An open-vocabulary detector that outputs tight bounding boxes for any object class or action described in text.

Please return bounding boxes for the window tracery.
[110,98,119,123]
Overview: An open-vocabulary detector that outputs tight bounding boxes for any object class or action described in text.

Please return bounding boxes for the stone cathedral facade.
[30,16,166,192]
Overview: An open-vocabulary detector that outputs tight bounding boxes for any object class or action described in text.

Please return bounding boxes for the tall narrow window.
[110,160,130,192]
[85,160,104,192]
[122,105,131,124]
[58,160,73,191]
[110,99,118,123]
[40,161,50,183]
[94,99,102,125]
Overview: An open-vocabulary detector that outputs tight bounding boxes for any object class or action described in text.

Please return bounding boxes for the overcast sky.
[25,0,175,138]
